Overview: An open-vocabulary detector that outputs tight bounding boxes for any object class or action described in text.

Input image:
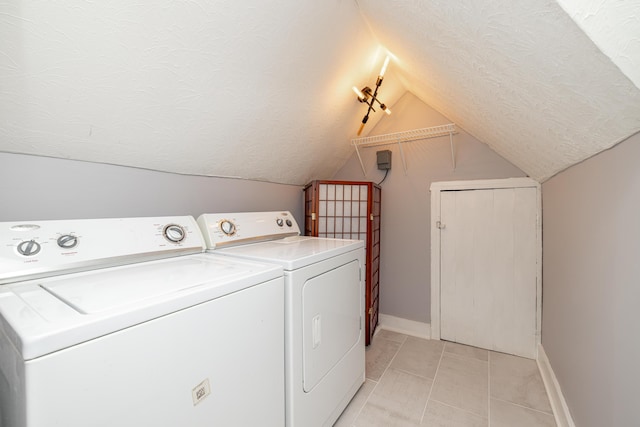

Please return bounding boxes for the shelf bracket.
[355,143,367,176]
[449,130,456,171]
[397,140,408,175]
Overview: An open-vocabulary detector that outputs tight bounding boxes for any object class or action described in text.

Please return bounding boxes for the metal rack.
[351,123,457,176]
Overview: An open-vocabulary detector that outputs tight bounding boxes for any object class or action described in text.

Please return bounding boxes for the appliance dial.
[286,219,293,227]
[17,240,41,256]
[219,220,236,236]
[163,224,186,243]
[276,218,284,227]
[57,234,78,249]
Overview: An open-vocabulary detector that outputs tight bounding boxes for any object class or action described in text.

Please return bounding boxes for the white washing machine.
[0,216,285,427]
[197,211,365,427]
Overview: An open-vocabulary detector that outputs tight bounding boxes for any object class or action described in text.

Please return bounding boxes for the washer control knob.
[163,224,186,243]
[219,220,236,236]
[276,218,284,227]
[17,240,41,256]
[286,219,293,227]
[57,234,78,249]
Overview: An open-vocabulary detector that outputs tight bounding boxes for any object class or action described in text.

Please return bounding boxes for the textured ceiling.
[0,1,403,185]
[556,0,640,89]
[1,1,639,184]
[357,0,640,181]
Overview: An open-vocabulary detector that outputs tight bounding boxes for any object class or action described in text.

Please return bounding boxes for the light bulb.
[379,56,390,78]
[352,86,366,100]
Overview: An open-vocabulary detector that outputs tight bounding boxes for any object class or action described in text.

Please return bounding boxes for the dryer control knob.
[276,218,284,227]
[57,234,78,249]
[17,240,41,256]
[163,224,186,243]
[219,220,236,236]
[286,219,293,227]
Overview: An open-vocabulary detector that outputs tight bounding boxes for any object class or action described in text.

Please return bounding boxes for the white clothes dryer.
[197,211,365,427]
[0,216,285,427]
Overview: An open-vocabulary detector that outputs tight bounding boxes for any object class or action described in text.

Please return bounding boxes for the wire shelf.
[350,124,457,176]
[351,124,456,148]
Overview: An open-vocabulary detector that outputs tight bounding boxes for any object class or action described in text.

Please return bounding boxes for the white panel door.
[440,187,537,358]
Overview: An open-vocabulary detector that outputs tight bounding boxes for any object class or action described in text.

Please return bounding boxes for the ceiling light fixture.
[353,56,392,136]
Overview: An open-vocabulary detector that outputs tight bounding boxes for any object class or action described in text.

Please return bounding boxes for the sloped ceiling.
[556,0,640,89]
[1,1,639,184]
[0,1,401,184]
[357,0,640,182]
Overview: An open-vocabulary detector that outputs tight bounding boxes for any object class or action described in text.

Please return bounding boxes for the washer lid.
[214,236,364,270]
[0,254,282,360]
[41,255,265,314]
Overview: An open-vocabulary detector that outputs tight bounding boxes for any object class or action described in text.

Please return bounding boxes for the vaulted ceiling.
[1,1,639,184]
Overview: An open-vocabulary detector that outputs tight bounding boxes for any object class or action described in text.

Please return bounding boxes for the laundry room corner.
[332,92,527,327]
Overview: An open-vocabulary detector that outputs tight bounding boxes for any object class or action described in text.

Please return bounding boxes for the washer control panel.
[0,216,205,285]
[197,211,300,249]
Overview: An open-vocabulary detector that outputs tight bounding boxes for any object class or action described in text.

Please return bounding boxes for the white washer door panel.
[302,259,361,392]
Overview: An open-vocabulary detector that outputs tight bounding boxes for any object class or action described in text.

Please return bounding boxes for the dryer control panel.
[197,211,300,249]
[0,216,205,285]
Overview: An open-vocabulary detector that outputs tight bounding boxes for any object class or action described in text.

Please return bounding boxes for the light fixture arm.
[360,85,387,111]
[354,56,392,136]
[358,78,386,135]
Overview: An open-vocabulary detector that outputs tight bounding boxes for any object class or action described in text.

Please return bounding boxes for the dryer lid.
[214,236,364,270]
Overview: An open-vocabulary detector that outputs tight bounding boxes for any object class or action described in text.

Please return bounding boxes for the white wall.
[0,153,303,223]
[332,92,525,323]
[542,131,640,427]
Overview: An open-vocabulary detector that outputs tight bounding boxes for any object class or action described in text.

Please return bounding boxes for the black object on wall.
[377,150,392,170]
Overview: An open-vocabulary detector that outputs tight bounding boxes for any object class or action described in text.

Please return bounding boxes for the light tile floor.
[334,330,556,427]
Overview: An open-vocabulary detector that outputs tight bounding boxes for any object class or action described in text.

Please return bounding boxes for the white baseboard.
[377,314,431,340]
[537,344,576,427]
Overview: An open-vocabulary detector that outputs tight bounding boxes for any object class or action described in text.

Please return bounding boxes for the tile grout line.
[346,378,378,427]
[491,396,556,416]
[378,335,406,379]
[488,350,492,427]
[366,335,406,401]
[429,399,489,419]
[351,334,406,426]
[419,341,446,424]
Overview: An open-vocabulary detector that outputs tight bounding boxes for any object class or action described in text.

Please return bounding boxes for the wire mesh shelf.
[350,124,457,176]
[351,124,456,148]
